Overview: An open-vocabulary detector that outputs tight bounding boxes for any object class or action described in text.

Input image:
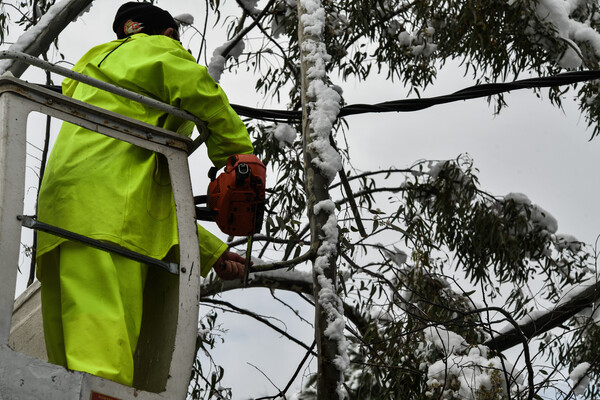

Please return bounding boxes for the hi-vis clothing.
[36,33,253,386]
[39,242,147,386]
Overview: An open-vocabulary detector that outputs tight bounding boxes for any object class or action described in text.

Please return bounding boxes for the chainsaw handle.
[194,195,208,205]
[194,195,217,221]
[195,206,216,221]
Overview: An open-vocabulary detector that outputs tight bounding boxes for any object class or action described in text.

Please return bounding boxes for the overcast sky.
[7,0,600,397]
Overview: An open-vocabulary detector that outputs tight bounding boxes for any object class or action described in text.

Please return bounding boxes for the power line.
[39,70,600,124]
[231,70,600,123]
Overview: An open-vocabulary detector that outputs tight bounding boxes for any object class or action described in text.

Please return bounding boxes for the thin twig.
[201,297,317,355]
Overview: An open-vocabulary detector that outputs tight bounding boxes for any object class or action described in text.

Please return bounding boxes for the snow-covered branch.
[0,0,93,77]
[530,0,600,68]
[486,278,600,352]
[207,0,277,81]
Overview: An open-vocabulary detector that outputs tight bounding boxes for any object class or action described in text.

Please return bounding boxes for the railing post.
[0,93,28,342]
[0,74,203,400]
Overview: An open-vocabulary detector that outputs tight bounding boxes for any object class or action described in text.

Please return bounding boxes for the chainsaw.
[195,154,266,283]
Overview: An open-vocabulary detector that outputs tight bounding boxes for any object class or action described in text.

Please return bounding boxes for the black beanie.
[112,2,178,39]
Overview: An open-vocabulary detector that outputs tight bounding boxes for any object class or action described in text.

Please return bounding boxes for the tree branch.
[338,167,368,237]
[0,0,94,77]
[484,280,600,352]
[234,0,299,78]
[201,297,317,355]
[218,0,277,61]
[251,248,315,272]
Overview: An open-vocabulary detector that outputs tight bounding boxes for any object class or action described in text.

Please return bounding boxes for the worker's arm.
[198,224,227,277]
[64,34,254,169]
[121,35,254,168]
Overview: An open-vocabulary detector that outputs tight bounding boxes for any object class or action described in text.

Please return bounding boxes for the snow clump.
[300,0,343,184]
[503,192,558,234]
[313,200,349,393]
[307,79,343,182]
[424,325,469,354]
[397,26,438,58]
[270,123,297,148]
[570,362,591,395]
[314,200,350,371]
[425,329,525,399]
[526,0,600,69]
[554,233,582,252]
[174,13,194,26]
[427,346,524,399]
[398,31,412,46]
[207,39,245,83]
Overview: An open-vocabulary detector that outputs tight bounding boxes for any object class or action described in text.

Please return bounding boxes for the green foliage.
[339,267,486,399]
[219,0,600,135]
[2,0,57,32]
[189,310,232,400]
[168,0,600,396]
[578,79,600,139]
[401,157,591,310]
[0,10,7,44]
[251,122,308,246]
[312,156,595,398]
[567,322,600,398]
[245,136,597,398]
[539,294,600,399]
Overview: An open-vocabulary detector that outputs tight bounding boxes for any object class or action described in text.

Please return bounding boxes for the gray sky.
[341,69,599,246]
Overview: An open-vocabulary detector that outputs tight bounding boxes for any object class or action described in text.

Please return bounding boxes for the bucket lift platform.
[0,53,205,400]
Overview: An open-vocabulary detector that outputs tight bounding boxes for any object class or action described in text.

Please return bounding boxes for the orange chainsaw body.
[206,154,266,236]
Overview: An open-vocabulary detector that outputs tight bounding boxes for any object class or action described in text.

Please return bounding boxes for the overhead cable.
[231,70,600,123]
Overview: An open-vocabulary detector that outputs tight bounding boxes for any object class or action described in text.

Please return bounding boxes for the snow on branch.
[0,0,93,77]
[207,0,277,82]
[173,13,194,26]
[426,337,526,399]
[486,278,600,352]
[313,200,349,376]
[528,0,600,68]
[298,0,347,395]
[570,362,591,396]
[207,39,245,83]
[300,0,342,185]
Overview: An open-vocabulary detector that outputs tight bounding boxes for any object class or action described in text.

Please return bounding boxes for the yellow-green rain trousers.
[40,242,147,386]
[36,33,253,386]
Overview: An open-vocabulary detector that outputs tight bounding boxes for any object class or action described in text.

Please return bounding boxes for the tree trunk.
[297,0,347,398]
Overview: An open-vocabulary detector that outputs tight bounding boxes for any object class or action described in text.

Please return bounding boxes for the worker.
[35,2,253,387]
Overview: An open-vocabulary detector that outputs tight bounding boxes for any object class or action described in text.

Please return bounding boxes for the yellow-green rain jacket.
[37,33,253,276]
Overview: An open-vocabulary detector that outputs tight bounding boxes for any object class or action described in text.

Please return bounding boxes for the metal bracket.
[18,215,179,275]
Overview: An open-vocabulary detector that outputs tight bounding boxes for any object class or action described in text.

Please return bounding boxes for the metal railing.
[0,50,210,148]
[0,52,204,399]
